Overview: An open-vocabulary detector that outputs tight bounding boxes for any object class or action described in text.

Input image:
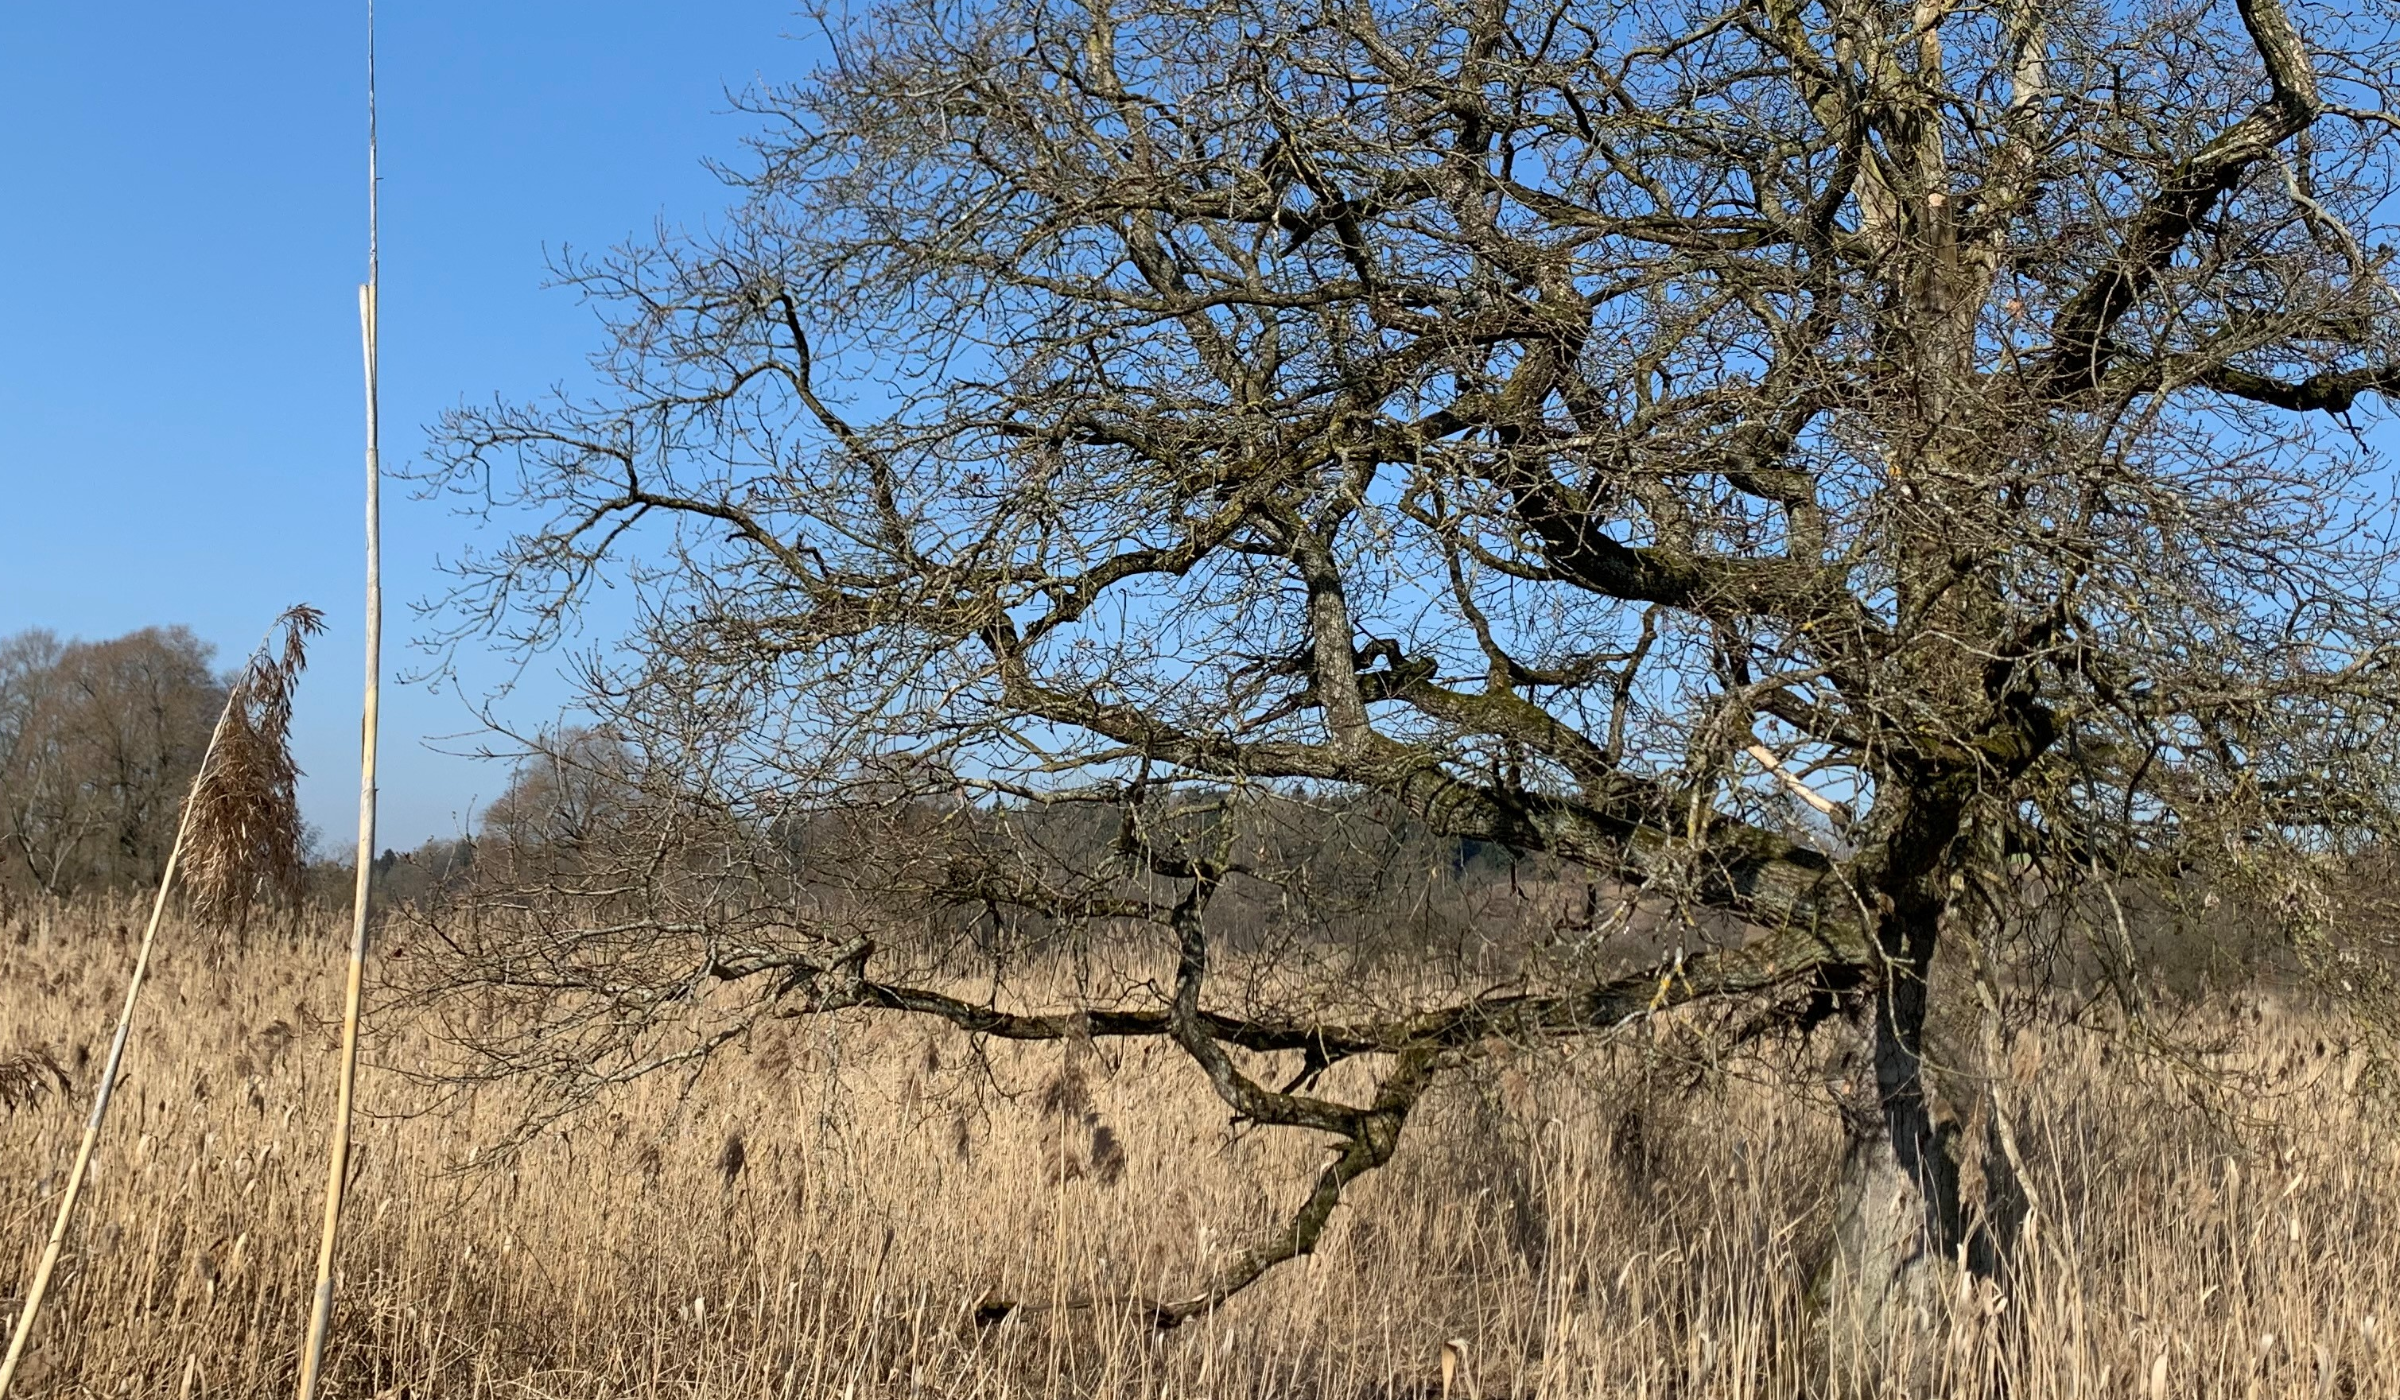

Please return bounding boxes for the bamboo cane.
[295,10,380,1393]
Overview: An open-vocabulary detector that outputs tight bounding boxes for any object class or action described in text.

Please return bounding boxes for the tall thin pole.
[296,3,380,1393]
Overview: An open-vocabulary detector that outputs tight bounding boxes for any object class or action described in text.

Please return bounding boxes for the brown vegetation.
[3,899,2393,1398]
[180,607,321,928]
[0,608,323,1398]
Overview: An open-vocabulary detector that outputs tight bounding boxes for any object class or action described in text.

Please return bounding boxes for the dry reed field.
[4,900,2398,1398]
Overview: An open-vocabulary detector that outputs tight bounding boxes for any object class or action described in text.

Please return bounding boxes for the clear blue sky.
[0,2,808,851]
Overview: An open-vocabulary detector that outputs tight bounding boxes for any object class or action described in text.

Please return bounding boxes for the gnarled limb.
[2036,0,2323,395]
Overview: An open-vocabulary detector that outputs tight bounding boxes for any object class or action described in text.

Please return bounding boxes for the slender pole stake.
[296,6,381,1393]
[0,697,245,1399]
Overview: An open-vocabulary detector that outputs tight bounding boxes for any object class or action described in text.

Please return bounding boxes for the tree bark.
[1815,790,2012,1387]
[1823,952,1965,1386]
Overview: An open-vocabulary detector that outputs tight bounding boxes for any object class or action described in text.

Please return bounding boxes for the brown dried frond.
[1036,1054,1093,1122]
[1087,1120,1125,1185]
[0,1045,70,1114]
[184,605,325,927]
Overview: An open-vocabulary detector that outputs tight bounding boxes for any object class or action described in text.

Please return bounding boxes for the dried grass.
[0,1048,68,1116]
[3,900,2397,1398]
[0,608,317,1400]
[182,606,323,928]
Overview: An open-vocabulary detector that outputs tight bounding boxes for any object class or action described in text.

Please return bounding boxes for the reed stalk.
[0,716,231,1398]
[0,608,320,1399]
[295,11,380,1390]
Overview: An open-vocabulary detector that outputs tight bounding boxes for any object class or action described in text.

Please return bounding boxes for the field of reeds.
[4,898,2397,1398]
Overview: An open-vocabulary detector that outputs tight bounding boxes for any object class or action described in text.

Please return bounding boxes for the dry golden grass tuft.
[181,605,323,927]
[2,899,2396,1397]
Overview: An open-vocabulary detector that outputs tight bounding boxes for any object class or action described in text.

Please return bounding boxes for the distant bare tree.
[0,627,225,898]
[477,727,645,855]
[0,631,66,893]
[423,0,2400,1352]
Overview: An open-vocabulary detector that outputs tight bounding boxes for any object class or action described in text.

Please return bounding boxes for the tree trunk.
[1822,955,1966,1388]
[1815,795,2012,1389]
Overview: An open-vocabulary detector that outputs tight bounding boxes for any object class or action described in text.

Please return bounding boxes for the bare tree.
[422,0,2400,1350]
[0,627,227,898]
[0,631,67,893]
[477,727,644,855]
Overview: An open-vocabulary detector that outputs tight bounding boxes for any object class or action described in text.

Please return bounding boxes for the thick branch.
[2037,0,2320,393]
[2201,361,2400,413]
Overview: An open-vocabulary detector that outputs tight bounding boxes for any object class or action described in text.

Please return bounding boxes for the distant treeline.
[360,729,1555,968]
[6,629,2381,1000]
[357,728,2355,998]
